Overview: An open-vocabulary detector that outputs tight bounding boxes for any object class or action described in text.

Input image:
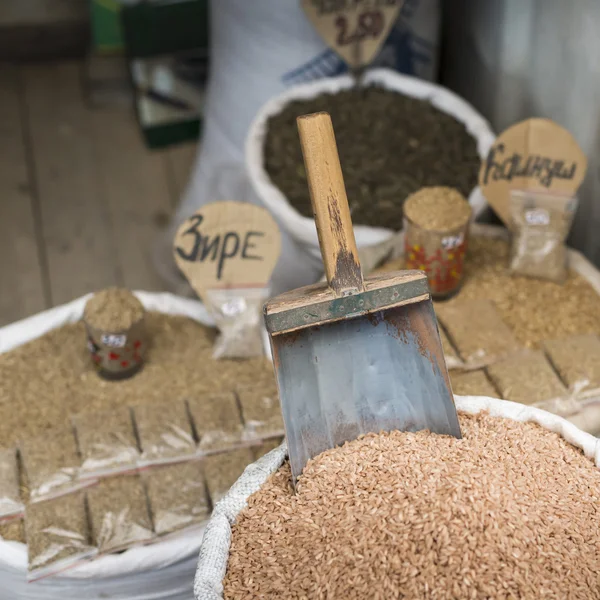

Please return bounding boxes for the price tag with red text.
[301,0,403,69]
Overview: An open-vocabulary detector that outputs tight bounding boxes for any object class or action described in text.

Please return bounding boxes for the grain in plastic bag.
[0,448,23,520]
[237,380,284,441]
[252,437,284,460]
[544,333,600,399]
[133,398,196,467]
[204,447,254,504]
[450,370,498,398]
[509,190,578,283]
[20,426,87,502]
[0,517,25,543]
[204,287,269,359]
[74,407,139,479]
[438,324,463,370]
[436,299,521,368]
[188,391,244,453]
[26,492,96,581]
[87,476,154,554]
[145,461,210,536]
[487,350,572,414]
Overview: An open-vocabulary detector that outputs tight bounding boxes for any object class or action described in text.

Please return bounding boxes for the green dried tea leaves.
[87,477,154,553]
[450,370,498,398]
[133,398,196,466]
[20,426,82,502]
[487,351,568,407]
[188,392,244,453]
[436,299,522,368]
[509,191,578,283]
[237,382,284,440]
[145,461,210,536]
[25,493,96,581]
[544,334,600,398]
[0,448,23,519]
[204,448,254,504]
[74,407,139,478]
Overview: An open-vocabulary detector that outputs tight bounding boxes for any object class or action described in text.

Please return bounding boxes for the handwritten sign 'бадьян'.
[173,201,281,300]
[479,118,587,228]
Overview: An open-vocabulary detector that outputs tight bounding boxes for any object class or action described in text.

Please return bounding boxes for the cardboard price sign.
[301,0,403,69]
[173,201,281,299]
[479,118,587,228]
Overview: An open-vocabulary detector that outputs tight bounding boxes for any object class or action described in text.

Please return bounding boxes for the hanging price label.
[173,201,282,300]
[301,0,404,69]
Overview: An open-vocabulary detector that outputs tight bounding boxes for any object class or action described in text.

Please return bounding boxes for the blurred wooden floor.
[0,61,198,327]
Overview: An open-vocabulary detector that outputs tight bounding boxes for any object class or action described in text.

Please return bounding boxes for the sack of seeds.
[203,288,268,359]
[194,397,600,600]
[509,190,578,283]
[0,448,24,521]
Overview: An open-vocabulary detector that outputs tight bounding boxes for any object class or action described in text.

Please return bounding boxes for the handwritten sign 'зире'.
[173,201,281,300]
[301,0,403,69]
[479,118,587,228]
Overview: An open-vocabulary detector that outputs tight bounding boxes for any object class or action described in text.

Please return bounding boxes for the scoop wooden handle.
[297,112,364,296]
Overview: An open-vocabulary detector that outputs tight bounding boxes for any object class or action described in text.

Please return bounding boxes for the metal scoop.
[264,112,461,486]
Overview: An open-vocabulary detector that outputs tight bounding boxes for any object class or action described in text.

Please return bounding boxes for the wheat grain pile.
[224,413,600,600]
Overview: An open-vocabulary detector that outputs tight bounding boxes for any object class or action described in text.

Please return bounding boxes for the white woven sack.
[194,396,600,600]
[0,292,213,600]
[246,67,496,263]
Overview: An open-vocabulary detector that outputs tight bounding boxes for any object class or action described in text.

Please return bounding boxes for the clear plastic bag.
[436,299,522,368]
[237,381,284,441]
[204,287,269,359]
[144,461,210,536]
[203,447,255,505]
[25,492,97,582]
[74,407,139,479]
[87,476,155,554]
[20,426,88,503]
[0,448,23,520]
[544,334,600,399]
[133,399,196,467]
[187,392,244,453]
[509,190,578,283]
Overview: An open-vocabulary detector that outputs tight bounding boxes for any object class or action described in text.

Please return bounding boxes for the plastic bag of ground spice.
[203,447,254,505]
[543,333,600,399]
[450,370,498,398]
[74,407,139,479]
[87,476,154,554]
[144,461,210,537]
[203,288,268,359]
[509,190,578,283]
[236,381,284,441]
[435,299,522,368]
[188,392,244,454]
[20,426,88,503]
[487,350,574,414]
[26,492,96,582]
[0,448,23,520]
[132,398,196,467]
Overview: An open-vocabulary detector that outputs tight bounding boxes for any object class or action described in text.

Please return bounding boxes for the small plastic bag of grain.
[438,324,463,370]
[487,350,572,412]
[544,333,600,399]
[87,476,154,554]
[450,370,498,398]
[436,299,521,368]
[20,426,86,503]
[26,492,96,581]
[204,447,254,504]
[74,407,139,478]
[0,448,23,520]
[509,190,578,283]
[237,381,284,441]
[252,437,284,461]
[188,392,244,453]
[0,517,25,543]
[144,461,210,536]
[203,287,268,359]
[132,398,196,467]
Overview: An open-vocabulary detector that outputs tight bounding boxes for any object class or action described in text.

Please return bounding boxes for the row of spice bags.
[2,438,282,581]
[437,297,600,412]
[0,381,284,519]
